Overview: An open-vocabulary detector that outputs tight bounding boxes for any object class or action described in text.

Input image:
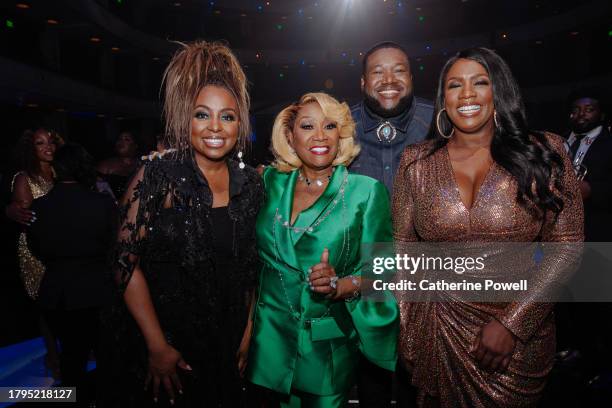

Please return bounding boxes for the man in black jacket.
[566,90,612,242]
[28,143,116,405]
[349,41,433,407]
[349,41,434,194]
[559,90,612,388]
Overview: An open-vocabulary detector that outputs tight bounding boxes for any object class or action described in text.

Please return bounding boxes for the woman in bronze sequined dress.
[392,48,584,407]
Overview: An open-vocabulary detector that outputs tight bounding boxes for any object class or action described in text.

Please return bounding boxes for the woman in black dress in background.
[101,41,263,407]
[96,131,140,201]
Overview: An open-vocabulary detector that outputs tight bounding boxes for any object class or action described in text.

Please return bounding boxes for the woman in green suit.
[245,92,399,407]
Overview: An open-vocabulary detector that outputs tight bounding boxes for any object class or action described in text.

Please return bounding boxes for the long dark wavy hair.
[428,47,565,216]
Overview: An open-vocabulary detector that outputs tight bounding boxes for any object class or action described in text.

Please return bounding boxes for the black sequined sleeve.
[113,163,166,290]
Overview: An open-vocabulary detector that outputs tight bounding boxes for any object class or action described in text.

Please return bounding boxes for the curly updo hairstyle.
[161,41,250,156]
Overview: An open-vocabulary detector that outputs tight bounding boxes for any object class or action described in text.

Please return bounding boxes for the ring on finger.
[329,276,339,289]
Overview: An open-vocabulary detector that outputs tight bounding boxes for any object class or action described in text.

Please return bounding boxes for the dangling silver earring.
[436,109,454,139]
[494,111,500,129]
[237,151,245,169]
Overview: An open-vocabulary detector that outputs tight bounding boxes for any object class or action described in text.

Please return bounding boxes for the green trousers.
[278,389,347,408]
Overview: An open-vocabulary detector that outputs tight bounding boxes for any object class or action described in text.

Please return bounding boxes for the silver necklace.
[271,169,351,322]
[298,170,332,187]
[277,170,347,234]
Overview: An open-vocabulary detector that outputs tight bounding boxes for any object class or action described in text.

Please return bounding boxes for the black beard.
[570,120,602,134]
[363,92,413,119]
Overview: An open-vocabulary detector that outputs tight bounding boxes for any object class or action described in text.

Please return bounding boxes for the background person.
[349,41,434,194]
[564,89,612,242]
[96,130,140,201]
[556,89,612,389]
[350,41,434,407]
[6,127,61,379]
[28,142,116,405]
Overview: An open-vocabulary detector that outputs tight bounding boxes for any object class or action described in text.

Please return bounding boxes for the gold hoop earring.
[436,109,454,139]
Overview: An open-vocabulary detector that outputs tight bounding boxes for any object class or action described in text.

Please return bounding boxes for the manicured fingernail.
[185,364,193,371]
[169,399,175,405]
[153,397,158,403]
[178,389,183,395]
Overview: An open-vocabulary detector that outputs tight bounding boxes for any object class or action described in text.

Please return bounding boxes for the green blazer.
[247,165,399,396]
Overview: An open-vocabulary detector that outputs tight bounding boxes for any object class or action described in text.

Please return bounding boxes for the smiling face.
[190,85,239,164]
[361,47,413,117]
[569,97,603,134]
[288,102,340,172]
[33,129,56,163]
[443,58,495,135]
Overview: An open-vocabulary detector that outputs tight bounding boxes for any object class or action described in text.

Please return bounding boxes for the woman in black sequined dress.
[99,41,263,408]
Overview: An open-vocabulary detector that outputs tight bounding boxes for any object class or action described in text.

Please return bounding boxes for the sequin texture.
[392,134,584,407]
[12,172,53,299]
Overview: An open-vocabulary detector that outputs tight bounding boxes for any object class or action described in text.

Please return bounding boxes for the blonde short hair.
[270,93,360,172]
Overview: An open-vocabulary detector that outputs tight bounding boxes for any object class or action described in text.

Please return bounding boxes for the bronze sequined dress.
[392,134,583,407]
[11,172,53,299]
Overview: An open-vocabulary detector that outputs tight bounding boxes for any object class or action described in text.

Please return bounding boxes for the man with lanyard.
[349,41,433,407]
[560,90,612,389]
[349,41,433,194]
[565,90,612,242]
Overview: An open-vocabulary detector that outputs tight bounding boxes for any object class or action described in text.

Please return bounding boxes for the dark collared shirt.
[349,97,434,193]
